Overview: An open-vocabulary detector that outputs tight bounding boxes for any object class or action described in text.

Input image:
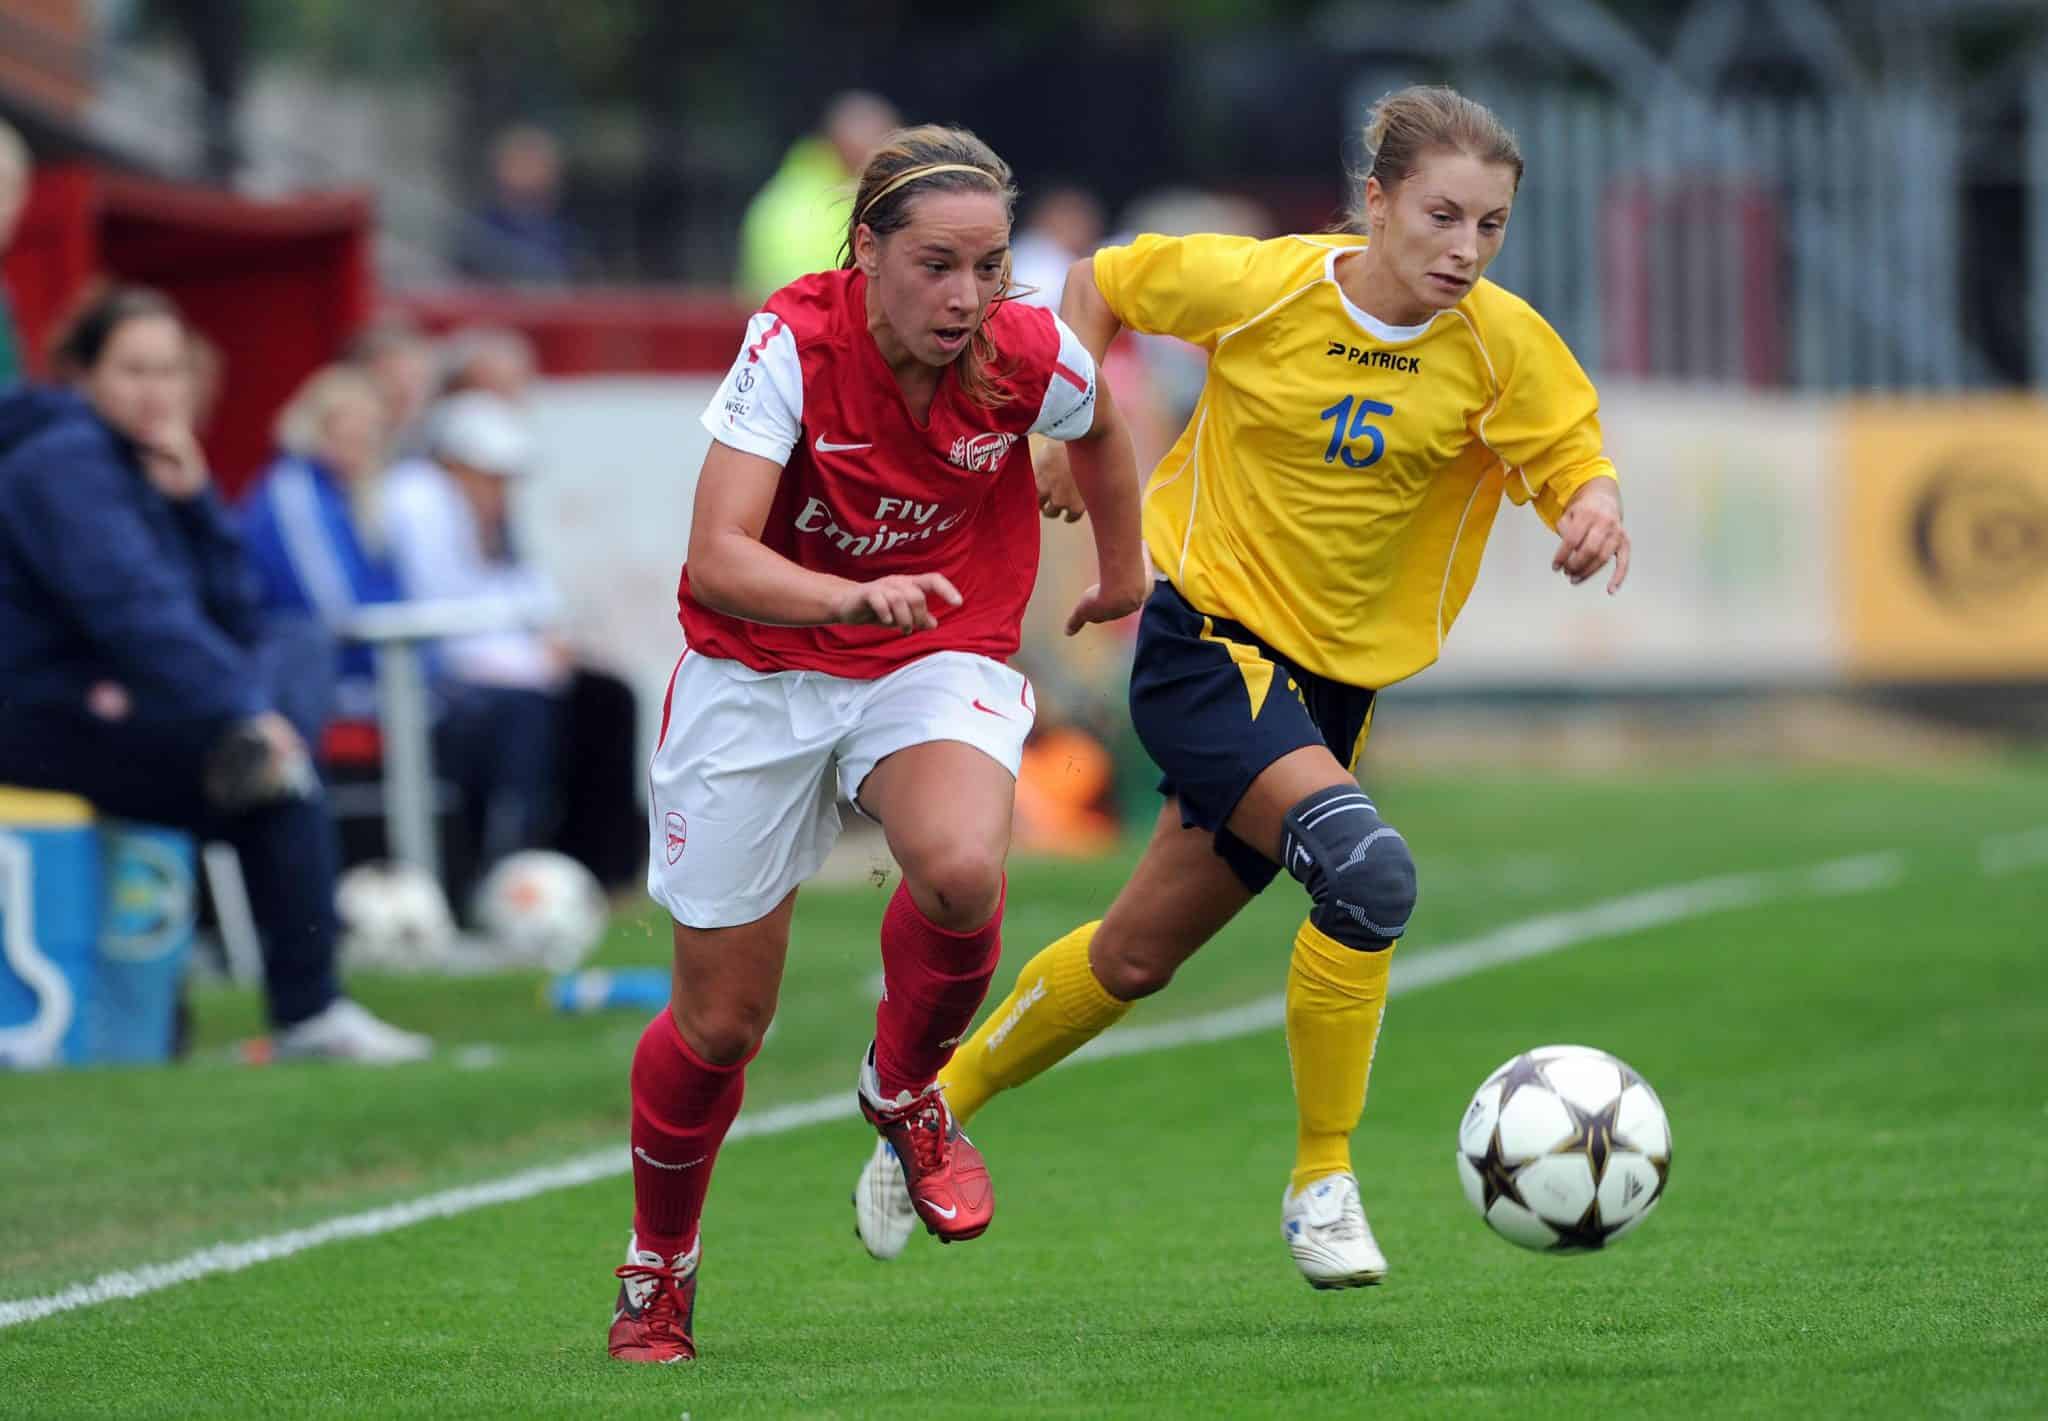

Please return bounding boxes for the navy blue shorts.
[1127,579,1377,893]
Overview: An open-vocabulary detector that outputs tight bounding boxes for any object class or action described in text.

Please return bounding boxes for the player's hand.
[836,573,963,633]
[1063,576,1148,636]
[1553,479,1631,593]
[1035,440,1086,522]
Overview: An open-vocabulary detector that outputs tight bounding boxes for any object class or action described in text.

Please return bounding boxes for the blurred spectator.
[1013,720,1120,856]
[1010,185,1105,311]
[383,392,564,882]
[0,287,429,1062]
[345,316,438,457]
[440,325,537,405]
[1120,188,1274,243]
[737,90,899,301]
[456,124,576,286]
[1113,189,1277,425]
[237,364,399,736]
[0,120,29,388]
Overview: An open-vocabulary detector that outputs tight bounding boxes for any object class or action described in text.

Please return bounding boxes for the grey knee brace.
[1280,785,1417,949]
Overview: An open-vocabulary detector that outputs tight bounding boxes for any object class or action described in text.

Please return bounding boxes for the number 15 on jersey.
[1320,395,1395,469]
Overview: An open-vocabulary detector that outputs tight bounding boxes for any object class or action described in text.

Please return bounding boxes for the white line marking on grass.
[1074,852,1906,1066]
[1981,827,2048,878]
[0,1095,862,1331]
[0,1150,625,1329]
[0,849,1905,1331]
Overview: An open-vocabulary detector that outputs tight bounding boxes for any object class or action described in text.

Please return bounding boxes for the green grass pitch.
[4,764,2045,1417]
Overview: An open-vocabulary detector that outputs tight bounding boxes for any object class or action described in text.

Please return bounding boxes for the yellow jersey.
[1094,231,1617,688]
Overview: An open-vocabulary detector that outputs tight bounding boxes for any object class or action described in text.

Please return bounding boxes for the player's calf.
[1278,783,1407,1278]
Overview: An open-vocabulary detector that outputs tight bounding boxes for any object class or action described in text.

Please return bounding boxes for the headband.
[856,162,997,223]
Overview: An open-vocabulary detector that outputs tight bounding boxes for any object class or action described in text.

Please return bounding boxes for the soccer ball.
[1455,1044,1671,1252]
[336,861,457,972]
[472,850,609,972]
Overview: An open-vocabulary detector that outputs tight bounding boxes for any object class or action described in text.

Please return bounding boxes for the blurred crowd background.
[6,0,2042,383]
[1,0,2045,1061]
[13,0,2039,383]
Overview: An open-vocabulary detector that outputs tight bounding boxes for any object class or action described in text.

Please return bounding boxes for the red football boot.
[607,1233,699,1363]
[857,1044,994,1244]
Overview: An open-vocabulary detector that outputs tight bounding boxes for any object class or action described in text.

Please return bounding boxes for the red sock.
[629,1009,750,1260]
[873,878,1004,1101]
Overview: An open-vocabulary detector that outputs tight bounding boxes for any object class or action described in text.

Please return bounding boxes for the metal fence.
[1452,83,1999,392]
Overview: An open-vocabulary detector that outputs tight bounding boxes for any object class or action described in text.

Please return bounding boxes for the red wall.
[392,288,750,378]
[3,164,373,493]
[1,163,757,498]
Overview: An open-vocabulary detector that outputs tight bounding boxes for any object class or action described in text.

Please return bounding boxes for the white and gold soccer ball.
[1455,1044,1672,1252]
[472,850,609,973]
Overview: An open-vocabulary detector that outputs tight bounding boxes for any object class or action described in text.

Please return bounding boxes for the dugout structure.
[2,163,372,497]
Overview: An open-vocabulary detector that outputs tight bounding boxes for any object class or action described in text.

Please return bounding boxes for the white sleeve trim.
[1028,312,1098,441]
[698,312,804,464]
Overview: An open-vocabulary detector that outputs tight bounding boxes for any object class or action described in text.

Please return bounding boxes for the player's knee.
[1089,924,1179,1000]
[1318,829,1416,948]
[905,846,1005,931]
[1093,951,1174,1001]
[670,997,771,1067]
[1282,786,1418,949]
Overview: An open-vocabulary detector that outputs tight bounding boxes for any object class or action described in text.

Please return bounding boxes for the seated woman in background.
[237,364,398,741]
[0,285,429,1062]
[382,391,568,892]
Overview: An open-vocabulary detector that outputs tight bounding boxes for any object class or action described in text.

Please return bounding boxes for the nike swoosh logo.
[970,699,1008,718]
[635,1147,707,1172]
[920,1198,959,1219]
[814,435,872,453]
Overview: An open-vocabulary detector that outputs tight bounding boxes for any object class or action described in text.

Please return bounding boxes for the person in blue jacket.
[0,286,429,1062]
[237,364,399,737]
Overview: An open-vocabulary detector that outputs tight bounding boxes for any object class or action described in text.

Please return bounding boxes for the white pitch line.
[1981,826,2048,878]
[0,849,1905,1331]
[1073,851,1905,1065]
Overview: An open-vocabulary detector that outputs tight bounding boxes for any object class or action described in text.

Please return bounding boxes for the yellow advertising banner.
[1843,400,2048,679]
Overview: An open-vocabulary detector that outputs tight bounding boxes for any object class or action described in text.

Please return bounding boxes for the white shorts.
[646,649,1036,929]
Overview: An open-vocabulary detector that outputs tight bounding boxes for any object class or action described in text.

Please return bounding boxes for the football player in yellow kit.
[854,85,1632,1287]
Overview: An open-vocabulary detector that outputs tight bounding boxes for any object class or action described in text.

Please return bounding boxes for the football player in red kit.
[608,124,1148,1363]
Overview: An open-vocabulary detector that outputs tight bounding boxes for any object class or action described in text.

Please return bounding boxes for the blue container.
[0,790,101,1069]
[88,822,196,1064]
[548,967,671,1014]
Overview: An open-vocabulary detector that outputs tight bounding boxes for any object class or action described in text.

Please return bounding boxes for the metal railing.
[1463,84,1991,391]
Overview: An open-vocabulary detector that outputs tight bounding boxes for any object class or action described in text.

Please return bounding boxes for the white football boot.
[272,999,433,1064]
[1281,1172,1388,1288]
[851,1136,918,1260]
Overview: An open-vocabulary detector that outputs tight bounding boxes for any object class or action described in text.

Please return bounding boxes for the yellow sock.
[938,920,1131,1124]
[1285,918,1394,1194]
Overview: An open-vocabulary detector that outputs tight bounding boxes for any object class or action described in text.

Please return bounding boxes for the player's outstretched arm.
[1061,373,1149,636]
[1551,477,1631,594]
[1059,254,1123,364]
[689,440,962,631]
[1036,256,1128,522]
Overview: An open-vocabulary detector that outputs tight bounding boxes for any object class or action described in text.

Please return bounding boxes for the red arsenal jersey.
[683,268,1098,678]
